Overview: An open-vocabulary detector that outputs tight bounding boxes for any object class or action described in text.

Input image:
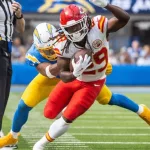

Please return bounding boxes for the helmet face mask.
[38,46,57,61]
[61,15,88,42]
[33,23,57,61]
[60,4,89,42]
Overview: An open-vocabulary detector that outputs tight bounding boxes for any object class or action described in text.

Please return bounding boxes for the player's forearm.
[15,18,25,33]
[49,64,60,76]
[60,71,76,83]
[105,4,130,23]
[36,63,59,78]
[36,63,50,77]
[12,1,25,33]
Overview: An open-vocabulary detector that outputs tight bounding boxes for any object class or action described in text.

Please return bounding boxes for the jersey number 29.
[83,47,108,75]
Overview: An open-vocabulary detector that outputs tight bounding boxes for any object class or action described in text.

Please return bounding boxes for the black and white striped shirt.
[0,0,15,42]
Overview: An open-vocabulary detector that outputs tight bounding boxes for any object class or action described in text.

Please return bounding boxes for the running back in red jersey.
[70,49,92,71]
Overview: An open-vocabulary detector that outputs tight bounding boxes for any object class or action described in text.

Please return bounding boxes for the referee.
[0,0,25,137]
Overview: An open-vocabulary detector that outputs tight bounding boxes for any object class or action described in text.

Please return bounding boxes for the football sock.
[37,117,70,147]
[48,117,70,139]
[137,105,144,115]
[0,130,4,137]
[109,93,139,113]
[12,99,32,133]
[10,130,18,139]
[55,107,67,119]
[36,134,50,146]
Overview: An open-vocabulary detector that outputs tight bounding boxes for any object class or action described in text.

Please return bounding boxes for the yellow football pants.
[21,73,60,107]
[97,85,112,104]
[21,74,112,107]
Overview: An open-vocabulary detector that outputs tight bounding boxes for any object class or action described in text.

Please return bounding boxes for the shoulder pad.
[91,15,108,34]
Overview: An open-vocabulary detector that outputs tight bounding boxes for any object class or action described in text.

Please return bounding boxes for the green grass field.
[3,92,150,150]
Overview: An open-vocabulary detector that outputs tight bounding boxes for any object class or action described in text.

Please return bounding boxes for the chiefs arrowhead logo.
[92,39,102,49]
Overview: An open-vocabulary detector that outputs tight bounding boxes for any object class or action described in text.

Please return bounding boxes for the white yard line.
[71,133,150,136]
[85,111,139,114]
[22,122,92,149]
[26,133,92,149]
[0,148,13,150]
[23,133,150,137]
[73,120,142,123]
[77,116,140,119]
[71,126,150,129]
[46,146,88,147]
[41,142,150,144]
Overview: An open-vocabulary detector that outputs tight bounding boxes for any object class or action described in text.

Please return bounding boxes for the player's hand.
[72,54,92,77]
[12,1,22,18]
[106,63,112,75]
[89,0,108,8]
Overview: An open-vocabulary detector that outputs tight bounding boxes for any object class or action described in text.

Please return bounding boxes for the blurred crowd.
[11,36,33,63]
[109,40,150,66]
[12,36,150,66]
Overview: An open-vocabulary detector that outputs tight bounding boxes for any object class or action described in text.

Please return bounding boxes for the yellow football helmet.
[33,22,57,61]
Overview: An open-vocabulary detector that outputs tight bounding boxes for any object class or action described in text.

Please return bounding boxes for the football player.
[33,1,150,150]
[0,22,150,149]
[0,23,60,148]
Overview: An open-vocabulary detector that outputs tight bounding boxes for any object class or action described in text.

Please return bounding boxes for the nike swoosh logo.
[94,84,100,86]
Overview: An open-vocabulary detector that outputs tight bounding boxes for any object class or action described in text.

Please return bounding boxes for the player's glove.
[89,0,108,8]
[105,63,112,75]
[72,54,92,77]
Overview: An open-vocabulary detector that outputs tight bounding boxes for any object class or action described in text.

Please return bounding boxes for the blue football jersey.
[25,44,57,67]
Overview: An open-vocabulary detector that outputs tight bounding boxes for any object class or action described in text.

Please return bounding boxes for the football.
[70,49,92,71]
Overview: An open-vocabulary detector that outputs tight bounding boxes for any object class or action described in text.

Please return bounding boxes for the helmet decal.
[33,28,41,43]
[33,23,57,61]
[46,23,53,37]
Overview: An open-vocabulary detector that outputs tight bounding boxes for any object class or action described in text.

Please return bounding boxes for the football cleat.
[139,104,150,125]
[33,141,45,150]
[0,133,18,148]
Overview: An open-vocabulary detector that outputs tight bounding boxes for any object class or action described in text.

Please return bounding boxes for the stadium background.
[3,0,150,150]
[12,0,150,86]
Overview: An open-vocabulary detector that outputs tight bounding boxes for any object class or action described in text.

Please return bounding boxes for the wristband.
[15,14,23,19]
[45,65,55,78]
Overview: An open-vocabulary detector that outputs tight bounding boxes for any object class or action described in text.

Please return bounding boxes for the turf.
[3,93,150,150]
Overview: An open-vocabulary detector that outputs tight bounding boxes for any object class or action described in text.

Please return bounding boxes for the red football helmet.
[60,4,89,42]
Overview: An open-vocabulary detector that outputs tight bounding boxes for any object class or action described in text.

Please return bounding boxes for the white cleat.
[33,141,45,150]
